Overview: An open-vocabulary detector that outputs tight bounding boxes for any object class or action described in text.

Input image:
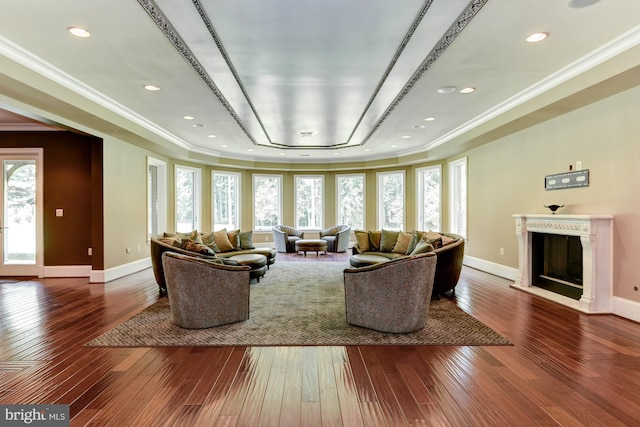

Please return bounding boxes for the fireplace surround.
[513,214,613,313]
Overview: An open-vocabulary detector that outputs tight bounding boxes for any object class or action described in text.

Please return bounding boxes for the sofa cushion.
[180,238,216,255]
[354,230,371,252]
[410,238,435,256]
[380,229,399,252]
[227,229,241,249]
[392,231,412,254]
[200,231,220,253]
[369,230,382,251]
[239,230,255,249]
[405,230,421,255]
[214,228,234,252]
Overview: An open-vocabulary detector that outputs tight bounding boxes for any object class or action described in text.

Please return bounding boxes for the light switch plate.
[55,208,63,217]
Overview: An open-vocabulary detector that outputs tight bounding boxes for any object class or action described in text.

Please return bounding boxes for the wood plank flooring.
[1,252,640,426]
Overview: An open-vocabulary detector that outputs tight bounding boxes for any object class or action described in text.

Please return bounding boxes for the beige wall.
[459,84,640,302]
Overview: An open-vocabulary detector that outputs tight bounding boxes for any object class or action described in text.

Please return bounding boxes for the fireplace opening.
[531,233,583,300]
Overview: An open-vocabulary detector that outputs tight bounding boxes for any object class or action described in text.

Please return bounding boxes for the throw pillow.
[410,239,435,256]
[379,229,399,252]
[177,230,199,241]
[368,230,382,251]
[392,231,412,254]
[440,234,457,246]
[354,230,371,253]
[239,230,255,249]
[227,229,241,250]
[405,230,421,255]
[214,228,234,252]
[180,238,216,255]
[424,230,444,249]
[200,231,221,253]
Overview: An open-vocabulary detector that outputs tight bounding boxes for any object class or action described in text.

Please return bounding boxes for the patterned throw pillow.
[200,231,221,253]
[239,230,255,249]
[180,238,216,255]
[354,230,371,253]
[392,231,412,254]
[379,229,400,252]
[214,229,234,252]
[177,229,199,241]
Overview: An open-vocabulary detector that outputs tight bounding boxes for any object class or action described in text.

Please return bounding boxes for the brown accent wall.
[0,131,103,269]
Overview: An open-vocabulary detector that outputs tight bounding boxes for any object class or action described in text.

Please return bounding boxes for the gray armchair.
[161,252,251,329]
[319,225,351,252]
[272,225,304,253]
[343,252,437,333]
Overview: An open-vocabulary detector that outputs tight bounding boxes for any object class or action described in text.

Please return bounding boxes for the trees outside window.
[416,165,441,231]
[295,175,323,229]
[449,158,467,237]
[212,171,240,231]
[175,166,201,232]
[336,174,364,229]
[253,174,282,231]
[377,171,404,230]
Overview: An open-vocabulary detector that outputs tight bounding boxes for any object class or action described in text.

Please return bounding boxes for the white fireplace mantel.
[512,214,613,313]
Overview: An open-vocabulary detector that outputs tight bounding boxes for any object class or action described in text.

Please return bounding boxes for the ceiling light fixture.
[459,87,475,94]
[67,27,91,38]
[401,135,411,139]
[364,149,371,152]
[437,86,457,94]
[247,149,254,152]
[192,123,205,128]
[333,152,340,156]
[526,32,548,43]
[143,84,160,91]
[182,115,194,120]
[391,145,397,148]
[279,152,286,156]
[207,134,216,138]
[424,117,436,122]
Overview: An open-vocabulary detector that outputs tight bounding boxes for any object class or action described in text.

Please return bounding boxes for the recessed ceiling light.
[207,134,216,138]
[247,149,254,152]
[68,27,91,38]
[220,144,228,148]
[390,145,397,148]
[424,117,436,122]
[182,115,194,120]
[143,84,160,91]
[568,0,600,8]
[459,87,475,94]
[401,135,411,139]
[364,148,371,152]
[192,123,205,128]
[279,152,286,156]
[526,32,548,43]
[333,152,340,156]
[437,86,457,94]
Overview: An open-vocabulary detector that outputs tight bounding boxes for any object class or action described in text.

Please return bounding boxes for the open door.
[0,148,43,277]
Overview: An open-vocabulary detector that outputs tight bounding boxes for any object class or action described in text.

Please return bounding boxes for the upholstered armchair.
[272,225,304,253]
[319,225,351,252]
[161,252,251,329]
[343,252,437,333]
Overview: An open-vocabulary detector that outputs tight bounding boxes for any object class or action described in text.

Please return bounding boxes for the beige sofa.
[350,230,465,297]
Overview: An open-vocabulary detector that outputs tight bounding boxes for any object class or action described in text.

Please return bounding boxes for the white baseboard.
[463,255,518,281]
[43,265,92,278]
[91,257,152,283]
[611,296,640,323]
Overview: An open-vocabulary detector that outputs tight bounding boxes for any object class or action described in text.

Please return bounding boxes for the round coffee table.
[294,239,328,256]
[227,253,267,282]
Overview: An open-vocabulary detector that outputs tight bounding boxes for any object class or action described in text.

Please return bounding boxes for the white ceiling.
[0,0,639,165]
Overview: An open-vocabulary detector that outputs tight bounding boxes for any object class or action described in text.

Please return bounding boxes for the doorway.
[0,149,43,277]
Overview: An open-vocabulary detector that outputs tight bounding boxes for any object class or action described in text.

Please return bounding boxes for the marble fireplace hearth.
[513,214,613,313]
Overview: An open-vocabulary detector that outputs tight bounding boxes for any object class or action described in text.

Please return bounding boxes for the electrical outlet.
[88,248,92,256]
[137,244,141,252]
[576,161,582,170]
[500,247,504,256]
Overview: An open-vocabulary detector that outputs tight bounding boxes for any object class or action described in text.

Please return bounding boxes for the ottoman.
[227,253,268,282]
[294,239,328,256]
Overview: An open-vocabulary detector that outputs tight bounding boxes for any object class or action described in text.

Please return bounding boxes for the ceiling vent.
[300,131,314,137]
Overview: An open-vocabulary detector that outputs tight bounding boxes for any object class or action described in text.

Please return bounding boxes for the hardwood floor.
[1,252,640,426]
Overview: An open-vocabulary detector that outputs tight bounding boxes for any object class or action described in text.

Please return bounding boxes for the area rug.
[86,261,511,347]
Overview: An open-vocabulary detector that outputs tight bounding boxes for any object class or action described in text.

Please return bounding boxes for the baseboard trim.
[611,296,640,323]
[43,265,91,278]
[463,255,517,281]
[91,257,152,283]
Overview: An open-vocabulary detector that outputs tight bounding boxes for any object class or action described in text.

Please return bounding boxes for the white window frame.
[253,173,283,231]
[448,157,467,238]
[174,165,202,232]
[294,175,324,230]
[376,170,405,231]
[336,173,365,230]
[416,165,442,232]
[147,157,167,240]
[212,171,241,231]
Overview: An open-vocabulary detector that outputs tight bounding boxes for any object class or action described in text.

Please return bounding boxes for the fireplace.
[513,214,613,313]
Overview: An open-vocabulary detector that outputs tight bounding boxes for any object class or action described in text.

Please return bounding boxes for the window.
[416,165,441,231]
[253,174,282,231]
[175,165,201,232]
[336,174,365,229]
[212,171,240,231]
[295,175,324,229]
[449,157,467,237]
[377,171,404,230]
[147,157,166,239]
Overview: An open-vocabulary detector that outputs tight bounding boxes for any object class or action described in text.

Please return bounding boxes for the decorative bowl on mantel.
[544,204,565,214]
